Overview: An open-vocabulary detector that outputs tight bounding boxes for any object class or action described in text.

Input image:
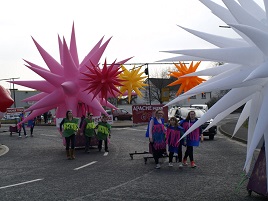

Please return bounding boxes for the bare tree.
[143,67,179,104]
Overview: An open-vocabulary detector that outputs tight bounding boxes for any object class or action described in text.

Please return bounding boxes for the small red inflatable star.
[82,59,123,100]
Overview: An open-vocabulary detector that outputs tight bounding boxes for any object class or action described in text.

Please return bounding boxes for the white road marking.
[74,161,97,170]
[0,178,44,190]
[40,134,58,137]
[70,170,155,200]
[103,152,109,156]
[113,128,146,131]
[0,145,9,156]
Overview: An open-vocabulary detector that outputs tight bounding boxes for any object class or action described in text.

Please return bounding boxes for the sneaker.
[31,134,33,137]
[168,163,173,167]
[25,135,28,138]
[155,164,161,169]
[178,162,183,168]
[103,152,109,156]
[191,161,197,168]
[18,136,22,138]
[182,158,188,166]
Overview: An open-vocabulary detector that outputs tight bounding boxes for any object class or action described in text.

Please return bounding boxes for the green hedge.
[1,120,17,124]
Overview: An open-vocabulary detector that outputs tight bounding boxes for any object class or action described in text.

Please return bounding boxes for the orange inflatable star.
[168,61,206,96]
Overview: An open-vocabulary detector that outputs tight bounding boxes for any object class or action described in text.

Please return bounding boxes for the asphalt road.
[0,123,267,201]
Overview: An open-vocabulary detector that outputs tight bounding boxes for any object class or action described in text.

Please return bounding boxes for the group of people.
[17,110,53,137]
[18,108,201,166]
[43,111,53,124]
[148,109,203,169]
[59,111,111,160]
[17,111,35,138]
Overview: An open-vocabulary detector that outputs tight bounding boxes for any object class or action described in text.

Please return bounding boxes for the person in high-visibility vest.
[80,113,96,153]
[96,114,111,152]
[60,110,80,160]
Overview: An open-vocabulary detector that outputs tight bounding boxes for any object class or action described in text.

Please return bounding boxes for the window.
[121,109,128,114]
[190,95,196,99]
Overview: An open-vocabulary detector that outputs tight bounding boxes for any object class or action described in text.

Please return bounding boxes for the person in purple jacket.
[166,117,185,168]
[180,110,204,168]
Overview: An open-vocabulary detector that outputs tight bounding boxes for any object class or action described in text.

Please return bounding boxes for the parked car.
[106,108,132,121]
[190,104,208,111]
[3,114,20,120]
[168,107,217,140]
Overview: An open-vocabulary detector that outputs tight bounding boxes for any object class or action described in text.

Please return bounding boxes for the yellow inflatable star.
[168,61,206,96]
[119,65,148,103]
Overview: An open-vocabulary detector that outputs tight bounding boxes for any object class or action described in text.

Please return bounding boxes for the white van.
[5,114,20,120]
[191,104,208,112]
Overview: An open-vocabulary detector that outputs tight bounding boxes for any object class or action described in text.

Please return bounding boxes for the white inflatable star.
[161,0,268,184]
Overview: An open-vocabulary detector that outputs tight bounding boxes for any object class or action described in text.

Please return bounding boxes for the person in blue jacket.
[18,111,27,138]
[27,111,36,137]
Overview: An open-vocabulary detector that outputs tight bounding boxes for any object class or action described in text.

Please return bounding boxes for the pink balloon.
[10,23,132,124]
[0,85,14,112]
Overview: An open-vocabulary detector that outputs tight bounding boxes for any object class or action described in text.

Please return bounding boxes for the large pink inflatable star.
[10,23,132,123]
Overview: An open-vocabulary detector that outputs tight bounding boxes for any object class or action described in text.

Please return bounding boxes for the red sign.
[6,107,24,114]
[132,104,168,124]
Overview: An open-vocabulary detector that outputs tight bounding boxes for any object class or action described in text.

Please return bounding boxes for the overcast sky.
[0,0,264,90]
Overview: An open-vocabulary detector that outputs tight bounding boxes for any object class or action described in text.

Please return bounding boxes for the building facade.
[136,78,213,106]
[9,90,40,108]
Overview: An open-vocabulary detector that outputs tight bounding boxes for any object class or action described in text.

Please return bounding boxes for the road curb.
[218,125,247,144]
[112,125,133,128]
[112,124,142,128]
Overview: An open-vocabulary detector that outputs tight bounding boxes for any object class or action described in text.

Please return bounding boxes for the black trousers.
[150,142,165,164]
[184,146,194,161]
[30,126,34,135]
[65,134,75,150]
[18,124,26,136]
[84,136,91,150]
[98,139,108,151]
[169,144,182,163]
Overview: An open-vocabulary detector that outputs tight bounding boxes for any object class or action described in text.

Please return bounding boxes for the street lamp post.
[144,64,151,105]
[11,78,18,108]
[104,62,186,105]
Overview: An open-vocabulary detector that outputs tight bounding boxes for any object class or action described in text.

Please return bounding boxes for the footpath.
[219,122,247,143]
